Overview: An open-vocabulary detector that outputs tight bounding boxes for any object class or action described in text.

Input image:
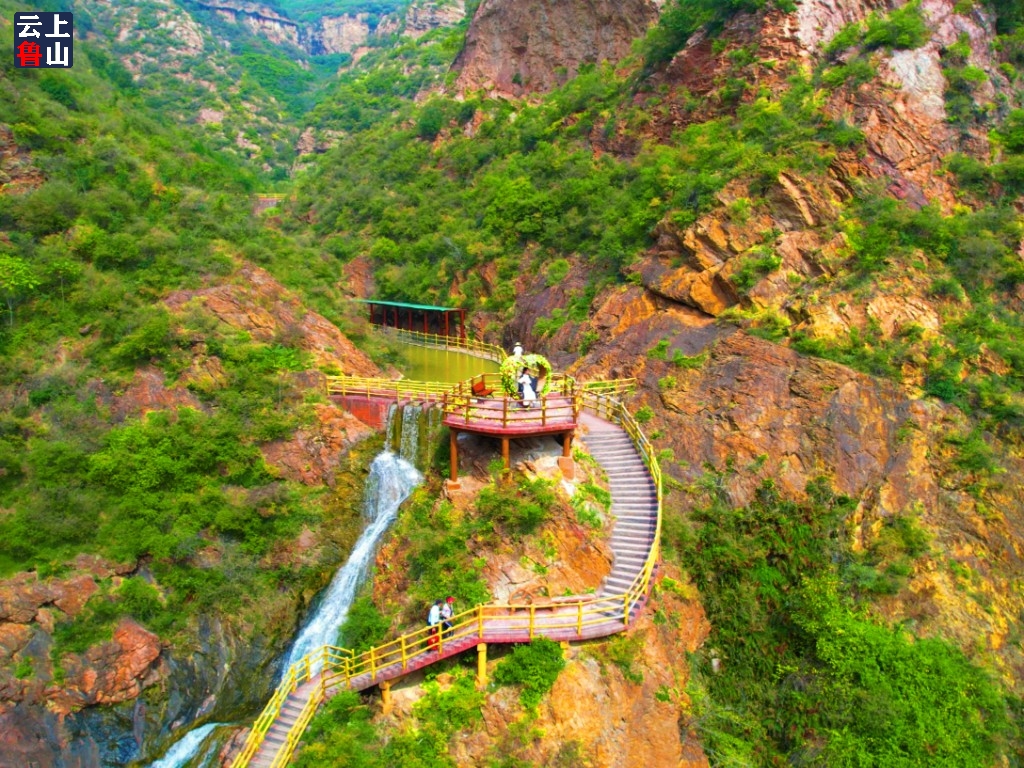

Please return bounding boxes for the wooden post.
[450,428,459,482]
[380,679,393,715]
[559,430,575,479]
[502,437,509,471]
[460,309,466,340]
[423,311,427,334]
[444,311,450,338]
[477,643,488,689]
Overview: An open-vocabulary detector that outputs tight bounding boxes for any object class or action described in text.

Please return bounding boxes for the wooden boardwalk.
[235,393,660,768]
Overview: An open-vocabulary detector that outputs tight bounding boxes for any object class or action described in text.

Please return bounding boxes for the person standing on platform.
[519,368,537,408]
[427,599,442,651]
[441,596,455,638]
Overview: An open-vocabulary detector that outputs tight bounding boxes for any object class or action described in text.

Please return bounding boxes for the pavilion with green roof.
[356,299,467,340]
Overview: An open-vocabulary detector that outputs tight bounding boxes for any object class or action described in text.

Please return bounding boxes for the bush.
[493,637,566,708]
[863,0,931,51]
[674,477,1012,764]
[475,476,556,534]
[338,595,392,653]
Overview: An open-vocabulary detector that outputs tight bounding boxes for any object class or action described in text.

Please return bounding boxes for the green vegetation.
[294,665,485,768]
[671,474,1013,765]
[2,0,1023,760]
[0,5,386,654]
[492,637,566,709]
[475,475,557,534]
[640,0,797,71]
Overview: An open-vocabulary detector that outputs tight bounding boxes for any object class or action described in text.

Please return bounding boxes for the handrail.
[233,383,662,768]
[580,378,637,396]
[325,375,455,400]
[373,326,507,363]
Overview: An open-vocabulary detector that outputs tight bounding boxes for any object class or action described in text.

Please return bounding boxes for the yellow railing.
[325,375,455,401]
[580,378,637,396]
[229,653,317,768]
[438,373,579,430]
[232,385,661,768]
[374,326,507,362]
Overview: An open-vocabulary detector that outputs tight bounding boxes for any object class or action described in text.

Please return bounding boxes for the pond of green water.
[393,343,500,383]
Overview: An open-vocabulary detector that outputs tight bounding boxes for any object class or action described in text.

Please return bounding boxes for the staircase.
[579,413,659,598]
[248,680,320,768]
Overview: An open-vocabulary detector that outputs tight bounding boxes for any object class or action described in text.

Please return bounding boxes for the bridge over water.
[230,329,661,768]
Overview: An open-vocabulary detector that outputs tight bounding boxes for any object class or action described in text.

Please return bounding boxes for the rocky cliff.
[498,0,1024,704]
[197,0,466,56]
[451,0,662,97]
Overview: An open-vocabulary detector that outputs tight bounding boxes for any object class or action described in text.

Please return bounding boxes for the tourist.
[441,596,455,638]
[512,342,525,398]
[427,599,442,651]
[519,368,537,408]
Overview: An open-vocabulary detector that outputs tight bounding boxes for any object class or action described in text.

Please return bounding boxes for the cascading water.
[147,723,221,768]
[283,450,421,675]
[142,449,422,768]
[399,403,421,463]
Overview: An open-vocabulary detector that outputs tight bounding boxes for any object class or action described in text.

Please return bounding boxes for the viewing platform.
[440,372,579,484]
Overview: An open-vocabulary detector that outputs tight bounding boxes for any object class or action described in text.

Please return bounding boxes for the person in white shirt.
[519,369,537,408]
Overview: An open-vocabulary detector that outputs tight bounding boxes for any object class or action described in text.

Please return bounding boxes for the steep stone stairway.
[579,413,659,597]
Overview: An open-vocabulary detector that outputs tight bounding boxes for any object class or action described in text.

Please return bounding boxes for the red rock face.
[260,402,375,486]
[164,262,382,377]
[452,0,661,97]
[112,367,203,421]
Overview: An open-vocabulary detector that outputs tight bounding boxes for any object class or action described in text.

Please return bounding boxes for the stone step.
[609,493,656,503]
[610,487,655,495]
[603,576,641,591]
[611,534,656,547]
[611,518,655,528]
[612,541,651,554]
[590,450,640,459]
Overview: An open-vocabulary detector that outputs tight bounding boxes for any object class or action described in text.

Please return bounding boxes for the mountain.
[1,0,1023,765]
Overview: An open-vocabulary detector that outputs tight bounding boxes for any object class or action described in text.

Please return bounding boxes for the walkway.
[232,391,660,768]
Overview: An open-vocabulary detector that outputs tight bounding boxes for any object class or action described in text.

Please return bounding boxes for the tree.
[0,254,40,327]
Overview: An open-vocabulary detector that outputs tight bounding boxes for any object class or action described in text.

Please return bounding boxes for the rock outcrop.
[378,0,467,40]
[164,262,382,377]
[452,0,661,97]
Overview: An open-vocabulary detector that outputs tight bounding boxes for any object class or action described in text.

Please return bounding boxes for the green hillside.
[1,0,1023,764]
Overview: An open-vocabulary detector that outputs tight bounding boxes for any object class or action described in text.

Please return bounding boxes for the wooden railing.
[580,378,637,397]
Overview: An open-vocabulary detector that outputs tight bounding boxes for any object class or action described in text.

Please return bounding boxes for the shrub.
[634,405,655,424]
[493,637,566,708]
[544,258,571,287]
[338,595,392,653]
[475,476,556,534]
[863,0,931,51]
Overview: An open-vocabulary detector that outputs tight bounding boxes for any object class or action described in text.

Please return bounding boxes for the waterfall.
[386,402,443,470]
[384,401,398,445]
[399,403,421,463]
[283,451,422,675]
[147,723,220,768]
